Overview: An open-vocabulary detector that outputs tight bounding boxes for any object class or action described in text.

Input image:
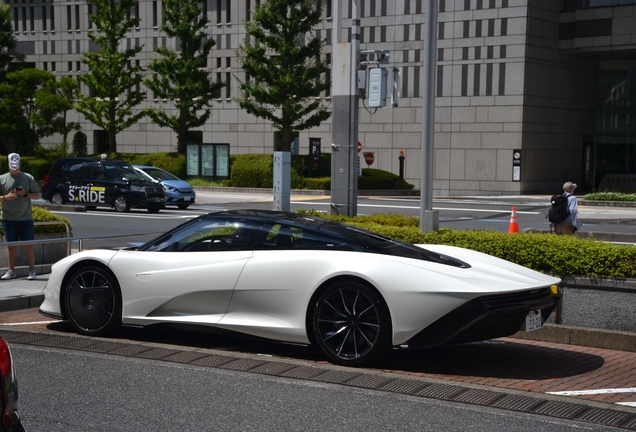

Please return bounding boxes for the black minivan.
[42,157,167,213]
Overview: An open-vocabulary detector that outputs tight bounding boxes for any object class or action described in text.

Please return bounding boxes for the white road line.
[617,402,636,406]
[2,321,62,326]
[293,201,541,214]
[548,388,636,396]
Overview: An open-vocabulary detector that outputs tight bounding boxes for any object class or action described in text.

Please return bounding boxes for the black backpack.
[548,194,570,224]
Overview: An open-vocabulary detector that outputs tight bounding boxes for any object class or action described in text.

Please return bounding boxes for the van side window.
[67,162,89,179]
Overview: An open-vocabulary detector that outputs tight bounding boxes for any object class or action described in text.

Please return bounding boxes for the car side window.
[254,223,351,250]
[145,218,262,252]
[67,162,89,179]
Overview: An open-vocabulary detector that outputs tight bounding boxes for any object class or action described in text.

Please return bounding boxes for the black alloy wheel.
[313,281,391,366]
[65,266,122,336]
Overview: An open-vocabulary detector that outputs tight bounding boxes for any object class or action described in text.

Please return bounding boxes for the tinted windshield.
[104,163,148,181]
[142,168,179,181]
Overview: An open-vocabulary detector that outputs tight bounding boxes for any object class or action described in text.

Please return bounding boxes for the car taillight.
[43,174,49,185]
[0,337,20,429]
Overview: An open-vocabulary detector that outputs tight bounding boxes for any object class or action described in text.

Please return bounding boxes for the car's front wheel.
[65,265,122,336]
[147,205,161,213]
[312,281,391,366]
[113,195,130,212]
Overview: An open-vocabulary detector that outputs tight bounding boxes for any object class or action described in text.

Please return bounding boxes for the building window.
[75,5,80,30]
[152,1,158,27]
[88,4,93,30]
[216,0,221,24]
[29,6,34,32]
[225,72,231,98]
[50,6,55,31]
[246,0,251,20]
[326,0,332,18]
[226,0,231,23]
[22,7,26,32]
[66,5,71,31]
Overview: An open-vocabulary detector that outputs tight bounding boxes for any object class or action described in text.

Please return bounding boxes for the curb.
[2,293,634,354]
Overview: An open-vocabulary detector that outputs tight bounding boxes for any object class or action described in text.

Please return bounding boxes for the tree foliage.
[77,0,146,153]
[144,0,223,154]
[33,77,81,146]
[236,0,330,151]
[0,68,56,155]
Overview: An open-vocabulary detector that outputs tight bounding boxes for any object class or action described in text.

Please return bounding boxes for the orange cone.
[508,206,519,233]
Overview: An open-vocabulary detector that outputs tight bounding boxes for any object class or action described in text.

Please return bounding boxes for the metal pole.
[420,0,439,232]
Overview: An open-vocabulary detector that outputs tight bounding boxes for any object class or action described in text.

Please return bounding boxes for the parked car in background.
[42,156,166,213]
[133,165,196,209]
[0,336,26,432]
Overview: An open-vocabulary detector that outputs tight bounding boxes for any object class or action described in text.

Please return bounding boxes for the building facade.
[9,0,636,195]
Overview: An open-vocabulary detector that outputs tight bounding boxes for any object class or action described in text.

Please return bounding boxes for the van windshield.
[104,163,147,182]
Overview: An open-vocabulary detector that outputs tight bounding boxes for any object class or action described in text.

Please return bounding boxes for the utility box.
[368,68,388,108]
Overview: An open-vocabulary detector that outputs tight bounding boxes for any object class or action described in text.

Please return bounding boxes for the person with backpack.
[550,182,582,235]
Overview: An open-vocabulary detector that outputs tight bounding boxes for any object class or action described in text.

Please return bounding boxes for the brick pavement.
[3,307,636,409]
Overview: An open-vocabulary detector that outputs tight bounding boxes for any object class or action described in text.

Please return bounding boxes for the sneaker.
[28,271,36,280]
[1,270,16,280]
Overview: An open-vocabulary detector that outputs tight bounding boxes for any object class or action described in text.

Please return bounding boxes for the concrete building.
[9,0,636,195]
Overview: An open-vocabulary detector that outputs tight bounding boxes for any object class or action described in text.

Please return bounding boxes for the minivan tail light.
[43,174,49,185]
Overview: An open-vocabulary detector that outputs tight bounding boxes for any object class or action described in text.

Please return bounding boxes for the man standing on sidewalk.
[0,153,41,280]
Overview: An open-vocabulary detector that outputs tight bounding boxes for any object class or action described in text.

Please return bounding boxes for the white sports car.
[40,210,561,366]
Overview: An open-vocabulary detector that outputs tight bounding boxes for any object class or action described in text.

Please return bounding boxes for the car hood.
[160,179,193,190]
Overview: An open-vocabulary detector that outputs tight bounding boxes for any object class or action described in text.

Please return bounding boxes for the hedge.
[299,211,636,279]
[0,206,72,236]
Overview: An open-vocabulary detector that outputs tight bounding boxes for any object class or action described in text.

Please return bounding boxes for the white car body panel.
[40,231,561,348]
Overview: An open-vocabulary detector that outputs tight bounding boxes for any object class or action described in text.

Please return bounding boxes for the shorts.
[2,220,35,242]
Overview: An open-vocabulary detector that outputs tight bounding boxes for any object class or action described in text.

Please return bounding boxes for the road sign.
[358,141,362,154]
[363,152,374,166]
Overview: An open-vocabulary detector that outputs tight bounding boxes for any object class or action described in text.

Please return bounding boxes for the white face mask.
[8,153,20,171]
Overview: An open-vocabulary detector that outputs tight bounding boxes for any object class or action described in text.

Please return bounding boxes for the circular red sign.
[364,152,374,165]
[358,141,362,154]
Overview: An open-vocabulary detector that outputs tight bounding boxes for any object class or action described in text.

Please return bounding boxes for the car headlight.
[163,185,177,192]
[131,185,145,192]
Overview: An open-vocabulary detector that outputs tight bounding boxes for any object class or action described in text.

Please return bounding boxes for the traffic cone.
[508,206,519,234]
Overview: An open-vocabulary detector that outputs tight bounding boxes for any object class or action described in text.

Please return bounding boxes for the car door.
[110,217,262,326]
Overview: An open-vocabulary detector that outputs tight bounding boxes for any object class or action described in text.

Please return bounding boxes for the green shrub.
[230,154,305,189]
[0,206,72,236]
[103,152,187,178]
[358,168,414,190]
[297,211,636,278]
[584,191,636,202]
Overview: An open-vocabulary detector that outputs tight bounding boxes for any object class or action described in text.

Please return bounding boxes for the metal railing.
[0,222,163,266]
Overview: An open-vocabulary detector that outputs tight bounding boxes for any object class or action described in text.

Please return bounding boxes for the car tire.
[147,205,161,213]
[85,206,97,211]
[312,281,391,366]
[50,191,64,205]
[177,204,189,209]
[113,195,130,212]
[64,265,122,336]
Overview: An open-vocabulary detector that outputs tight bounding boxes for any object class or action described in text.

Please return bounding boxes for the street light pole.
[420,0,439,232]
[330,0,359,217]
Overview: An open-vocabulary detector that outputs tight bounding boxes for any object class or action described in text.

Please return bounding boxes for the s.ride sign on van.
[41,157,166,213]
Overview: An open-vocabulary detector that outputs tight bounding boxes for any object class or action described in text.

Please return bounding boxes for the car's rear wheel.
[65,265,122,336]
[312,281,391,366]
[50,191,64,205]
[113,195,130,212]
[177,204,189,209]
[147,205,161,213]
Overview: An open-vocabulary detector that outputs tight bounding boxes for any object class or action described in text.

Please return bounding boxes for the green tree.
[77,0,145,153]
[144,0,224,154]
[33,76,81,146]
[0,68,55,155]
[236,0,330,151]
[0,3,25,81]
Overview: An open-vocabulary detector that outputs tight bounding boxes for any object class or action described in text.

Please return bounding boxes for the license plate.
[525,310,542,332]
[184,197,191,201]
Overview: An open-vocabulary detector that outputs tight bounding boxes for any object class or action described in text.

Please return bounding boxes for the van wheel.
[50,191,64,205]
[147,205,161,213]
[113,195,130,212]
